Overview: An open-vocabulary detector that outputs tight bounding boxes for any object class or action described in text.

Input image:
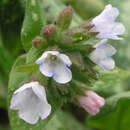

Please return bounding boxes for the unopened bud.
[77,90,105,115]
[42,24,57,40]
[55,6,73,31]
[32,36,43,48]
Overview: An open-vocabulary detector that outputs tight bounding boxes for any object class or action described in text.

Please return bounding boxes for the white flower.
[91,4,125,40]
[89,39,116,70]
[10,82,51,124]
[36,51,72,84]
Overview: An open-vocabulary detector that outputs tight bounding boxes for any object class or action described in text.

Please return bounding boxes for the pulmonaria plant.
[10,4,125,125]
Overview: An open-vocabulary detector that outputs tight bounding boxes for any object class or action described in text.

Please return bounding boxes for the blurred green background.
[0,0,130,129]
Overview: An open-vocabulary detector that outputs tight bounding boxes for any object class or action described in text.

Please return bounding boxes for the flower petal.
[39,102,51,120]
[36,51,72,83]
[53,63,72,84]
[32,83,47,101]
[85,90,105,107]
[95,22,125,40]
[94,39,107,48]
[103,4,119,20]
[46,51,59,55]
[39,62,53,77]
[113,22,125,35]
[36,51,59,64]
[58,54,72,67]
[32,84,51,120]
[10,82,51,124]
[91,4,125,40]
[89,48,106,63]
[36,51,62,77]
[95,40,116,57]
[36,52,48,65]
[82,101,100,115]
[101,44,116,57]
[77,90,105,115]
[90,40,116,65]
[12,88,41,124]
[10,82,39,110]
[78,96,100,115]
[14,82,39,94]
[98,58,115,70]
[92,4,119,24]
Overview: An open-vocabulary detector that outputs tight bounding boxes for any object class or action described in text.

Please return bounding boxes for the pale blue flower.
[36,51,72,84]
[91,4,125,40]
[10,82,51,124]
[89,39,116,70]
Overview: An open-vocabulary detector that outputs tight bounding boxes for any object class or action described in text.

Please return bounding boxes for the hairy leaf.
[21,0,45,51]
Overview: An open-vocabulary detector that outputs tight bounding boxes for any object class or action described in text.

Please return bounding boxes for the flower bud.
[32,36,42,48]
[32,36,47,49]
[55,6,73,31]
[77,90,105,115]
[42,24,57,39]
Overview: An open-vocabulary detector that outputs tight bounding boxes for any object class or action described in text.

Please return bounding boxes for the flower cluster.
[10,4,125,124]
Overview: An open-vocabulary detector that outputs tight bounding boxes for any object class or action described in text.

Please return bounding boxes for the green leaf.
[86,68,130,129]
[26,47,45,64]
[92,67,130,97]
[8,55,32,91]
[21,0,45,51]
[15,64,39,72]
[0,30,20,85]
[87,93,130,130]
[44,110,86,130]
